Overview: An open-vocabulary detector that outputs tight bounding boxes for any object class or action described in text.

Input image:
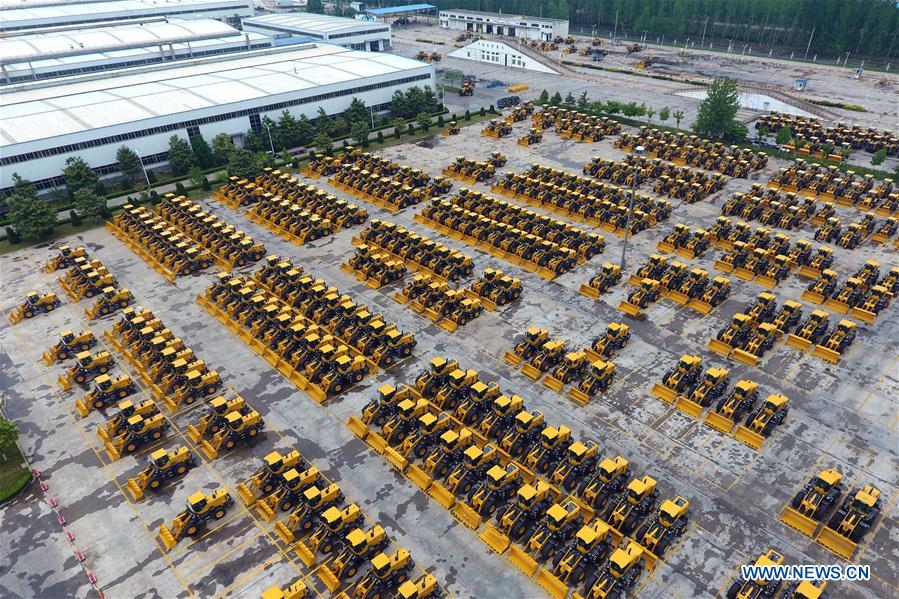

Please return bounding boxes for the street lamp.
[620,145,644,270]
[134,149,152,190]
[262,122,275,156]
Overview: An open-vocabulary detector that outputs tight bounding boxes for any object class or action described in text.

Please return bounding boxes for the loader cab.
[546,501,579,530]
[598,456,629,483]
[61,330,75,344]
[625,476,657,504]
[658,496,689,527]
[567,441,596,465]
[96,375,113,390]
[677,355,701,372]
[813,470,843,493]
[76,351,92,367]
[850,486,880,514]
[150,448,171,468]
[836,320,856,335]
[609,542,644,577]
[577,520,609,552]
[751,549,785,583]
[762,394,789,414]
[515,484,541,509]
[733,380,759,399]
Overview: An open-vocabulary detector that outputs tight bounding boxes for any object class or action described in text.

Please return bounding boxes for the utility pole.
[263,122,275,156]
[613,9,618,39]
[804,25,815,60]
[134,150,151,190]
[701,16,709,47]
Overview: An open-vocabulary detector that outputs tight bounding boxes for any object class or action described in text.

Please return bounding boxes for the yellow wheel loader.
[158,488,234,551]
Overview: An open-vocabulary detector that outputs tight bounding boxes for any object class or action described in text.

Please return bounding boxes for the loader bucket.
[713,260,735,274]
[339,263,355,274]
[815,526,857,559]
[579,284,600,299]
[8,309,24,325]
[480,524,511,554]
[42,350,56,366]
[294,540,317,567]
[423,307,440,321]
[346,416,369,440]
[508,545,539,577]
[427,482,455,509]
[480,297,498,312]
[733,425,766,450]
[785,334,812,351]
[289,369,309,391]
[200,440,218,461]
[734,267,755,281]
[256,500,277,522]
[675,247,697,260]
[536,569,568,599]
[779,506,819,538]
[871,232,889,244]
[627,274,644,286]
[703,411,735,434]
[163,397,181,414]
[384,446,408,472]
[438,319,459,333]
[687,300,713,315]
[274,521,294,545]
[58,375,73,392]
[237,483,257,507]
[96,427,111,445]
[366,432,388,454]
[74,400,91,419]
[452,501,482,530]
[536,267,557,281]
[125,478,146,503]
[158,524,178,551]
[650,383,677,403]
[823,299,850,314]
[617,300,641,317]
[756,275,777,289]
[798,266,822,280]
[365,278,383,290]
[706,339,733,357]
[409,300,426,314]
[732,349,760,367]
[656,242,675,253]
[811,345,841,364]
[641,548,660,570]
[521,363,543,381]
[848,307,877,325]
[306,384,328,404]
[503,351,523,367]
[674,397,704,418]
[186,425,204,444]
[568,388,591,405]
[542,376,565,393]
[394,291,410,304]
[406,464,432,491]
[318,564,341,592]
[666,290,689,305]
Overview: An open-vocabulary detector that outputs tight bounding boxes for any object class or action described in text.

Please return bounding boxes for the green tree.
[190,135,215,168]
[673,110,685,129]
[550,92,563,106]
[871,148,887,166]
[646,107,656,123]
[212,133,235,160]
[416,111,432,132]
[564,91,576,106]
[63,156,99,196]
[73,187,106,221]
[351,121,370,147]
[307,0,324,13]
[391,117,405,139]
[0,415,19,461]
[757,125,770,139]
[693,77,743,140]
[116,146,142,184]
[168,135,196,176]
[226,148,263,180]
[313,132,333,154]
[188,166,206,188]
[442,68,464,86]
[775,126,793,145]
[12,173,36,199]
[659,106,671,123]
[316,107,335,136]
[9,193,55,240]
[277,111,313,148]
[345,98,369,126]
[576,91,589,110]
[537,89,550,104]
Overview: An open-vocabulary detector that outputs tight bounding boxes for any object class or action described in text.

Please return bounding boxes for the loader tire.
[726,582,740,599]
[214,508,226,519]
[791,491,804,509]
[176,465,187,475]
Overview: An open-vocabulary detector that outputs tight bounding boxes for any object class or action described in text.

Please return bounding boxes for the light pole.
[262,122,275,156]
[701,16,709,47]
[134,149,152,190]
[620,145,644,270]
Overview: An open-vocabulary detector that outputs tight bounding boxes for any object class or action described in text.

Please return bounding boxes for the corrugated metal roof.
[1,0,252,27]
[1,19,246,63]
[366,4,435,16]
[243,12,388,36]
[1,44,431,147]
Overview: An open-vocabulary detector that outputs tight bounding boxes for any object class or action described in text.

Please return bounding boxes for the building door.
[508,27,516,37]
[467,22,473,31]
[486,24,493,34]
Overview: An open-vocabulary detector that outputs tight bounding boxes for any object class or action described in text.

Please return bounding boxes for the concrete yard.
[2,109,898,598]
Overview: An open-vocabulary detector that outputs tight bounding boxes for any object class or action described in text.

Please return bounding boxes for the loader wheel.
[176,465,187,475]
[346,565,359,578]
[99,366,109,374]
[101,306,110,315]
[321,539,335,554]
[354,371,364,382]
[76,375,87,384]
[59,351,69,360]
[126,442,138,452]
[726,582,741,599]
[225,439,236,450]
[460,480,474,495]
[333,383,344,394]
[187,525,199,536]
[382,355,394,366]
[511,522,528,540]
[280,499,294,512]
[47,304,55,312]
[118,390,128,398]
[205,385,218,395]
[94,399,105,409]
[152,430,162,440]
[24,310,35,319]
[214,509,226,519]
[185,395,197,405]
[791,491,804,509]
[655,538,670,555]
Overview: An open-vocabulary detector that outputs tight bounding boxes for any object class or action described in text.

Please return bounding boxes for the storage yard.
[2,11,899,599]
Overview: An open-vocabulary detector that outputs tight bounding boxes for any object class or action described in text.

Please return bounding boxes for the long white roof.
[1,19,248,63]
[1,44,431,147]
[0,0,252,29]
[243,12,388,36]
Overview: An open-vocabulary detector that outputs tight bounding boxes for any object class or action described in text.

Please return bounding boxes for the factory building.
[438,9,568,42]
[0,0,254,32]
[0,18,272,84]
[242,12,391,52]
[0,44,435,192]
